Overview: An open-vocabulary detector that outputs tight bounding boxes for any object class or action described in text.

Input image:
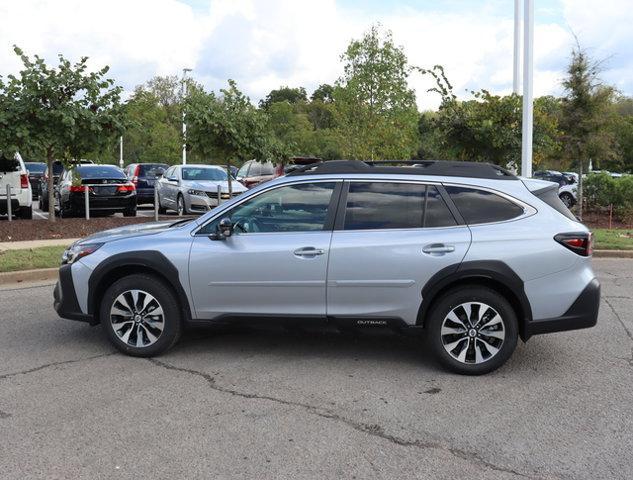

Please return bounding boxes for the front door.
[327,181,472,323]
[189,181,340,319]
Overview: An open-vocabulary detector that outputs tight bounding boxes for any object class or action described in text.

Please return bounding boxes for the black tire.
[176,194,187,215]
[18,206,33,219]
[100,274,182,357]
[40,195,48,212]
[157,194,167,214]
[560,192,574,208]
[426,285,518,375]
[59,201,74,218]
[123,207,137,217]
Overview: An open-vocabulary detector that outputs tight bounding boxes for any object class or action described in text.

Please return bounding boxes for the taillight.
[69,185,91,192]
[132,165,140,185]
[555,232,593,256]
[117,183,136,192]
[20,174,29,189]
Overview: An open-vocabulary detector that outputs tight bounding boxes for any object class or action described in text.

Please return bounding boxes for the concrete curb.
[0,268,58,286]
[593,249,633,258]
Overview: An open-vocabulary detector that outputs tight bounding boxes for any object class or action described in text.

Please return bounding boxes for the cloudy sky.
[1,0,631,110]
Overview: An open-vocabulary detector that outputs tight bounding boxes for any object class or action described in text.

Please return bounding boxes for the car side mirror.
[209,218,234,240]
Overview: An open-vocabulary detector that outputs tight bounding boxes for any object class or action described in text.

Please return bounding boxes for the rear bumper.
[0,199,20,214]
[69,192,136,211]
[54,264,95,324]
[524,278,600,339]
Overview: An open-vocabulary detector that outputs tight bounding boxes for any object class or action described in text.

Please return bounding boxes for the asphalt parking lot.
[25,200,178,220]
[0,258,631,479]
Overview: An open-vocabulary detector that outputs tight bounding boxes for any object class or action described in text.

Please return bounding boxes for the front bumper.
[524,278,600,339]
[54,264,95,324]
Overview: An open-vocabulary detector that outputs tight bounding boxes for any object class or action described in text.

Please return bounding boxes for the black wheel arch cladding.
[418,260,533,340]
[88,250,192,322]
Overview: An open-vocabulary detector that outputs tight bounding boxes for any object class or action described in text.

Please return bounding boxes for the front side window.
[445,186,524,225]
[200,182,336,235]
[343,182,456,230]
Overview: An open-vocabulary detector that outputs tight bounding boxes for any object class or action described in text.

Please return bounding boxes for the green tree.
[560,45,618,219]
[0,46,124,220]
[186,80,286,193]
[311,84,334,103]
[333,25,420,160]
[259,86,307,110]
[420,65,562,169]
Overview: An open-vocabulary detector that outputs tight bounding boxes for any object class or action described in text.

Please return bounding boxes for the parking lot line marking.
[33,209,48,219]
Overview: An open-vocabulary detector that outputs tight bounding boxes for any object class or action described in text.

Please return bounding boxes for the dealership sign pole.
[513,0,521,94]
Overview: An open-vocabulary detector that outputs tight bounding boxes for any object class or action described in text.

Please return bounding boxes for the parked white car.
[0,152,33,219]
[533,170,577,208]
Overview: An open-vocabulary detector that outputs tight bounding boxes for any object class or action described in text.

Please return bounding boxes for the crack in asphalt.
[0,352,114,381]
[148,358,552,480]
[604,298,633,366]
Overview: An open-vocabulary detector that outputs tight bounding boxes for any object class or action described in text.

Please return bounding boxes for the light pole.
[181,68,192,165]
[119,136,123,169]
[520,0,534,178]
[513,0,521,94]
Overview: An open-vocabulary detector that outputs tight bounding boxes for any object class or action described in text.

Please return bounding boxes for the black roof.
[286,160,517,180]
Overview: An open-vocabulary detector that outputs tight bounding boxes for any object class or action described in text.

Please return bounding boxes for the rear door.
[326,181,471,324]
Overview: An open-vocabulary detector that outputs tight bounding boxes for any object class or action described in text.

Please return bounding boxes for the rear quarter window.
[445,186,525,225]
[533,185,577,221]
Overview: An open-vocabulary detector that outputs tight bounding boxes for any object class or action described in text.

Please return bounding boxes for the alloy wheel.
[110,289,165,348]
[440,302,505,364]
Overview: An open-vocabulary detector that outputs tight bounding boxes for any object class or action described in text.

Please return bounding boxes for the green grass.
[0,246,66,273]
[592,228,633,250]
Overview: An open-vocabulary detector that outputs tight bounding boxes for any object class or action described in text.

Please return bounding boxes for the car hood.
[77,220,188,245]
[184,180,247,193]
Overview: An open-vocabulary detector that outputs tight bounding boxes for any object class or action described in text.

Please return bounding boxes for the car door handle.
[422,243,455,255]
[293,247,325,258]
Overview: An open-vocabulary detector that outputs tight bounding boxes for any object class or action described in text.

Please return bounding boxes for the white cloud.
[0,0,631,110]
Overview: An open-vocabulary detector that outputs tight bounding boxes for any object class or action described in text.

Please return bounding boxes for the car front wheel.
[100,274,182,357]
[560,192,574,208]
[426,286,518,375]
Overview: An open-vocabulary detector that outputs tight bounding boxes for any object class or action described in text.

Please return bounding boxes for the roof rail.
[286,159,517,180]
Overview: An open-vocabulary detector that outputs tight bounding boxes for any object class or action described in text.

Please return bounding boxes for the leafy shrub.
[584,173,633,224]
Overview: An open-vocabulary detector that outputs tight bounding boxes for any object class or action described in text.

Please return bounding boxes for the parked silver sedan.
[156,164,247,215]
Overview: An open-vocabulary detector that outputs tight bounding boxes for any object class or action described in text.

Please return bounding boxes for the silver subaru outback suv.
[54,160,600,375]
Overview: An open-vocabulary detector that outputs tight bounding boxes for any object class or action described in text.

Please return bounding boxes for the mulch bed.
[0,216,192,242]
[581,210,632,230]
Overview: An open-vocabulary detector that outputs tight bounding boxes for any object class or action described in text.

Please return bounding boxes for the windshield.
[75,165,126,179]
[182,167,227,181]
[25,162,46,173]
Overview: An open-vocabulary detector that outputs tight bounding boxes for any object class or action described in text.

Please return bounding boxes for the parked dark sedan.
[57,164,136,217]
[39,159,94,211]
[24,162,46,199]
[124,163,168,205]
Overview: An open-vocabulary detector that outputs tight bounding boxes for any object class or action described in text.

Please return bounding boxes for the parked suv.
[124,163,168,205]
[54,160,599,375]
[0,152,33,219]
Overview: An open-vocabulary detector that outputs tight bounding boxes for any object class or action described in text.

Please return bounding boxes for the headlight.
[61,243,104,265]
[187,189,206,196]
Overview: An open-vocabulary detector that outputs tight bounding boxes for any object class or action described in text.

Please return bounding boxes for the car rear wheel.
[100,274,182,357]
[560,192,574,208]
[177,194,187,215]
[426,286,518,375]
[123,207,137,217]
[18,206,33,219]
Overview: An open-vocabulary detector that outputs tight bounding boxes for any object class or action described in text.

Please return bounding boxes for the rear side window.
[445,186,524,225]
[534,185,577,221]
[75,166,126,180]
[0,154,20,172]
[139,164,167,176]
[343,182,456,230]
